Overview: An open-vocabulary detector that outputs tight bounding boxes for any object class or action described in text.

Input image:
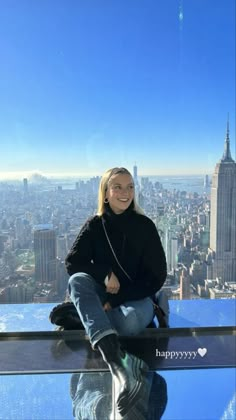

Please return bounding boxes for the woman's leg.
[68,272,117,348]
[107,297,154,336]
[68,272,150,416]
[68,272,154,342]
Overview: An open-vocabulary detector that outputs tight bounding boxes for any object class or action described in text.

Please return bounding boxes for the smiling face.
[105,173,135,214]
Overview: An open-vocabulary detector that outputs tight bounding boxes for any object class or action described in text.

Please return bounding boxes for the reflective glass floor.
[0,300,235,419]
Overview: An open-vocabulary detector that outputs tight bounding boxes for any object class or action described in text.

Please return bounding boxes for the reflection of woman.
[64,167,167,415]
[70,371,168,420]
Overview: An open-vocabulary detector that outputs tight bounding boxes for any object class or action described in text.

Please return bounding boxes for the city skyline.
[1,138,235,302]
[0,0,235,179]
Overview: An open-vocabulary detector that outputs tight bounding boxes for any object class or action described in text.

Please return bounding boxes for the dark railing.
[1,326,235,375]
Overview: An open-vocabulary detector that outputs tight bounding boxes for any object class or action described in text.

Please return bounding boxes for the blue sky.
[0,0,235,179]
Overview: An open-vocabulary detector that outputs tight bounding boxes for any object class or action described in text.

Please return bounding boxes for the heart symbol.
[198,347,207,357]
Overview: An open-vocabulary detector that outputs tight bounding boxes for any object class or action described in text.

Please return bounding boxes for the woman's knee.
[68,272,94,293]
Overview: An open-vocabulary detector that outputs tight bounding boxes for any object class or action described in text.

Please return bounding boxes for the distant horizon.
[0,170,213,182]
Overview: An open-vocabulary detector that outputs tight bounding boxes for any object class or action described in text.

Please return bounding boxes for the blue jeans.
[68,272,154,348]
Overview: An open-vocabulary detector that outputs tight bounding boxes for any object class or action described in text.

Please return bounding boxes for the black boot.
[49,302,85,330]
[97,334,149,416]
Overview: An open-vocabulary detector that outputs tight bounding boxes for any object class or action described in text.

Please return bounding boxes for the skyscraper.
[180,268,191,300]
[204,174,209,188]
[208,121,236,283]
[133,163,138,182]
[133,163,140,194]
[23,178,28,195]
[34,225,56,283]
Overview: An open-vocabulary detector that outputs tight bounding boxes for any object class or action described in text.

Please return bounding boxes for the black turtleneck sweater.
[65,204,167,308]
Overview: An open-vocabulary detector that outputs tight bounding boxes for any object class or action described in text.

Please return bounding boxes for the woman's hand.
[106,272,120,294]
[103,302,112,311]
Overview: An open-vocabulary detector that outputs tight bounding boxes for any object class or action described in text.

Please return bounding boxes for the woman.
[63,167,167,415]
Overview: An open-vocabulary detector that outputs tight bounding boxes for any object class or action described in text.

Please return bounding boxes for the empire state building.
[208,121,236,283]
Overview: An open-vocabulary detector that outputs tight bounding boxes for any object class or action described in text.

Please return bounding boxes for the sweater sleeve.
[107,218,167,307]
[65,218,111,283]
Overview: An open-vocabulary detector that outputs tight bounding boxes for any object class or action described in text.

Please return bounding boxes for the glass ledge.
[0,326,235,374]
[0,302,235,419]
[0,299,235,333]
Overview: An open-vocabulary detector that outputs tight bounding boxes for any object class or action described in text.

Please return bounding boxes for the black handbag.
[152,300,169,328]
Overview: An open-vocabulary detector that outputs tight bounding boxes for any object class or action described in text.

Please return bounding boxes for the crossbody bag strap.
[102,218,133,282]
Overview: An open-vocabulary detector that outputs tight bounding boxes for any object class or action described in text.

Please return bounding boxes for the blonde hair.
[97,167,144,216]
